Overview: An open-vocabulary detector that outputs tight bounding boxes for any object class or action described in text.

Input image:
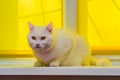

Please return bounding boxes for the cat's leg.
[82,58,91,66]
[49,60,60,67]
[68,59,82,66]
[69,57,83,66]
[74,56,90,66]
[34,61,42,67]
[49,52,67,67]
[82,61,90,66]
[34,60,47,67]
[71,62,82,66]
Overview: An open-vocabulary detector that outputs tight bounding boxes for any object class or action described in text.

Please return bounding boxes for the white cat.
[28,22,111,67]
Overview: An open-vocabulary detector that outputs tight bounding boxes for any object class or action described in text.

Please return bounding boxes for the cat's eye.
[32,36,36,40]
[41,36,46,40]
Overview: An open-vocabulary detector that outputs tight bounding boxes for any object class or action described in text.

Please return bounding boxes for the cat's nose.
[36,44,40,48]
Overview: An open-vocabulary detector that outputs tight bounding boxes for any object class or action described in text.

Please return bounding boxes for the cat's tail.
[90,56,112,66]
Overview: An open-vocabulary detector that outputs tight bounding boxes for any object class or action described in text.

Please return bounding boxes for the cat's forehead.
[33,27,44,32]
[30,26,47,36]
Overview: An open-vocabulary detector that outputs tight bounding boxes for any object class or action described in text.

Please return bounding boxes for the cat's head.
[28,22,53,50]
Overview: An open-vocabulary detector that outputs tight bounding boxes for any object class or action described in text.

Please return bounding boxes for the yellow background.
[88,0,120,47]
[0,0,18,50]
[0,0,62,51]
[0,0,120,52]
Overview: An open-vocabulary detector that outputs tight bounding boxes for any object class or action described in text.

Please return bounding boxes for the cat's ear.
[46,23,53,33]
[28,22,35,31]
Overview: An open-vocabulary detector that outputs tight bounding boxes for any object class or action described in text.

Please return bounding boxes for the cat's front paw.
[50,61,59,67]
[34,61,42,67]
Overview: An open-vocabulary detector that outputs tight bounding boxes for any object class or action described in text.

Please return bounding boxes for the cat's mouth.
[35,45,46,49]
[36,46,41,48]
[35,46,42,50]
[34,44,49,49]
[36,44,41,48]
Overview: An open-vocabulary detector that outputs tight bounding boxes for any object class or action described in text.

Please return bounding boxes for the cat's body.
[33,28,91,66]
[28,23,111,67]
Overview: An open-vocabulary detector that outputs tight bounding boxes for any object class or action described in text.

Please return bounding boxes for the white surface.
[0,56,120,76]
[0,58,35,68]
[0,67,120,76]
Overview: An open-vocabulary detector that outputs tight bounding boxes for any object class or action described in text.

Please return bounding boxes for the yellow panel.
[18,0,62,50]
[42,0,61,12]
[44,11,62,28]
[88,16,103,47]
[19,0,42,17]
[0,0,18,50]
[77,0,87,39]
[18,16,44,50]
[88,0,120,46]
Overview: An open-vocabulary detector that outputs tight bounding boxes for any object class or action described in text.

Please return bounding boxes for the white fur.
[28,23,111,67]
[28,25,91,66]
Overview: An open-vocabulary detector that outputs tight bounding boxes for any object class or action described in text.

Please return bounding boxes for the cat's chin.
[31,47,41,50]
[34,47,46,50]
[35,47,42,49]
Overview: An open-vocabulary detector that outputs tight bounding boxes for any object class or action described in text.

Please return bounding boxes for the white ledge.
[0,67,120,76]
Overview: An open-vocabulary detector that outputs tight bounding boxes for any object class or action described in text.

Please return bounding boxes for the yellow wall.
[88,0,120,47]
[18,0,62,50]
[0,0,62,51]
[77,0,120,48]
[77,0,88,40]
[1,0,120,51]
[0,0,18,50]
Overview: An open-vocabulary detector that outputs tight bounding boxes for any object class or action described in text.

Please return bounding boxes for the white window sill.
[0,55,120,76]
[0,67,120,76]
